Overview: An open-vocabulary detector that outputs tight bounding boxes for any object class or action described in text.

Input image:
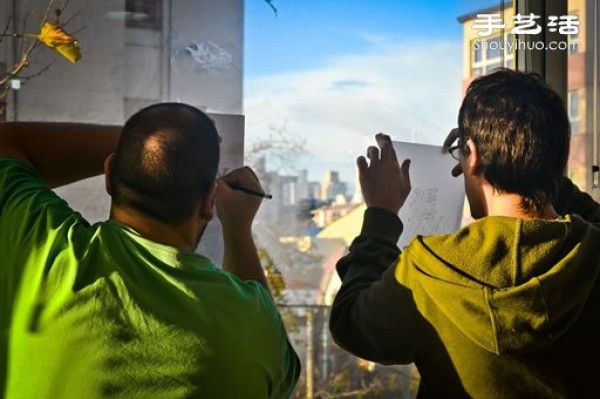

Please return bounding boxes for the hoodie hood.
[398,214,600,355]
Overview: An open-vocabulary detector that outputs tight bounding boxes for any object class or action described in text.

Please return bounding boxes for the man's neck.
[483,186,559,220]
[110,206,202,251]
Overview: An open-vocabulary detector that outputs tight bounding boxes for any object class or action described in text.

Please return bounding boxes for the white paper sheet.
[195,112,245,266]
[392,141,465,249]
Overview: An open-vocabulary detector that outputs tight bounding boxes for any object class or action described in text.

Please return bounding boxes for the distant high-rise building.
[320,170,347,201]
[351,166,363,204]
[294,169,310,202]
[308,182,321,199]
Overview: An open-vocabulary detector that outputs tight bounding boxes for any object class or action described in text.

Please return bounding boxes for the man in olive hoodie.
[329,69,600,398]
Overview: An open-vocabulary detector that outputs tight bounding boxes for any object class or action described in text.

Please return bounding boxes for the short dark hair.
[458,69,570,213]
[111,103,220,225]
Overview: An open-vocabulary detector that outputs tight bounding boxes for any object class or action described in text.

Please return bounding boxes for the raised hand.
[215,166,265,233]
[357,133,411,214]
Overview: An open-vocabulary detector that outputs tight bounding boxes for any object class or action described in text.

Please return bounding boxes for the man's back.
[331,199,600,397]
[396,210,600,397]
[0,158,300,398]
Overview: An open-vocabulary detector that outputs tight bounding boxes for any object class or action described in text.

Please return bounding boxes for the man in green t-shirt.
[0,103,300,398]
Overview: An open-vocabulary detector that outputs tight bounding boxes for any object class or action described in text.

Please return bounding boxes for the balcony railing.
[278,304,419,399]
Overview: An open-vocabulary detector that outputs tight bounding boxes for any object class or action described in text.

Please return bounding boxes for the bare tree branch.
[24,0,44,22]
[245,122,309,176]
[264,0,278,17]
[42,0,58,24]
[0,0,82,116]
[63,0,86,26]
[20,60,55,82]
[0,16,12,45]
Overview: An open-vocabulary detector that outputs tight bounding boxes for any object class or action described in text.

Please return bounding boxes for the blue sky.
[243,1,499,190]
[245,1,496,76]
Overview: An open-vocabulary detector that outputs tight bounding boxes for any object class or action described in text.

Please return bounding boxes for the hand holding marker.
[228,183,273,199]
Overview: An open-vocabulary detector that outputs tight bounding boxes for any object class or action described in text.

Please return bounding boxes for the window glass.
[473,40,483,62]
[569,91,580,119]
[567,1,597,195]
[245,1,509,395]
[486,61,503,73]
[567,12,581,54]
[0,62,6,121]
[0,1,547,397]
[506,33,514,48]
[486,36,504,59]
[471,66,484,76]
[125,0,163,30]
[469,34,514,78]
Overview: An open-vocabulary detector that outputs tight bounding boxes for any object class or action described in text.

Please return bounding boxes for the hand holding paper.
[357,133,411,214]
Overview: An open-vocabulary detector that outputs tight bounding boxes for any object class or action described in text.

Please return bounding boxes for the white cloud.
[244,39,463,187]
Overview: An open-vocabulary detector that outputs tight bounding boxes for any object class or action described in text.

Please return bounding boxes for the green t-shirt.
[0,158,300,398]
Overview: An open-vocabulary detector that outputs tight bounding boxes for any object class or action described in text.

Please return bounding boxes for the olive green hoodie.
[330,178,600,398]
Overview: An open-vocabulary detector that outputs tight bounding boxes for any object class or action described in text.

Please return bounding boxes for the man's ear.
[465,139,479,176]
[199,180,218,222]
[104,153,114,196]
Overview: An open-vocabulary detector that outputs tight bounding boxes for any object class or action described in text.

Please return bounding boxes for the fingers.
[215,167,263,231]
[217,166,264,195]
[375,133,398,164]
[236,167,263,193]
[356,155,368,172]
[358,134,411,214]
[366,146,379,165]
[400,159,411,188]
[364,133,399,168]
[443,128,459,150]
[451,163,463,177]
[241,166,260,184]
[220,166,260,186]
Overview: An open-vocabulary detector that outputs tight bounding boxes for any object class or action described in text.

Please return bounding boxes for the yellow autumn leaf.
[37,22,81,63]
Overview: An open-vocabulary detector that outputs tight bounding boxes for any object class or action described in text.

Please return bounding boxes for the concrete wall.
[8,0,126,123]
[169,0,243,114]
[2,0,243,122]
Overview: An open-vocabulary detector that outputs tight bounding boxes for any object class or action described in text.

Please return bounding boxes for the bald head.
[111,103,220,225]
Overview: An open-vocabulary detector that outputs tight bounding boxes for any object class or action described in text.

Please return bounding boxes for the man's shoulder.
[102,221,274,306]
[398,217,517,278]
[212,268,274,305]
[0,156,86,240]
[0,156,40,179]
[0,156,55,206]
